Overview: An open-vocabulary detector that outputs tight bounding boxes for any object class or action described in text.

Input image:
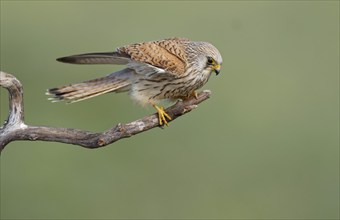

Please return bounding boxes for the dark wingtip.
[56,57,64,62]
[56,56,76,63]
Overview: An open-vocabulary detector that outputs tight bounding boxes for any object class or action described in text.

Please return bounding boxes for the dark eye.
[207,57,214,65]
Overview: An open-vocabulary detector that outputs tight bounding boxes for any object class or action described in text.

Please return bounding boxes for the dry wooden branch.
[0,71,211,153]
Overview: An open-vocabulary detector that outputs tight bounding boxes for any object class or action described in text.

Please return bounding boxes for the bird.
[47,37,222,126]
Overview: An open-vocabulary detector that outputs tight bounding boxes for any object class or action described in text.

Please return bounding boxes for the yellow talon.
[192,91,198,99]
[153,105,172,126]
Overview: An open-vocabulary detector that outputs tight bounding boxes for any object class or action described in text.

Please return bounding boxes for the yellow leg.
[153,104,172,126]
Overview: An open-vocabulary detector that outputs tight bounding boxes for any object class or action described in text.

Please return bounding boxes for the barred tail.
[47,71,132,103]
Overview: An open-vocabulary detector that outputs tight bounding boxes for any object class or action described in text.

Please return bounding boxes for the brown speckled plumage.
[48,38,222,124]
[116,37,189,75]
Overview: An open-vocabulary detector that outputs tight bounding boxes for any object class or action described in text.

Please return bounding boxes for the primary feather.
[56,52,130,65]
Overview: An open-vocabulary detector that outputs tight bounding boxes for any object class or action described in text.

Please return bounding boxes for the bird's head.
[206,55,222,76]
[189,41,223,76]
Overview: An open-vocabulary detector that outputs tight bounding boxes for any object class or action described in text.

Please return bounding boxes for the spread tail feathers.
[47,71,132,103]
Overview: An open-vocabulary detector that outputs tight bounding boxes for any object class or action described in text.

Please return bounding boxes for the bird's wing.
[56,52,131,65]
[56,38,190,77]
[116,37,190,77]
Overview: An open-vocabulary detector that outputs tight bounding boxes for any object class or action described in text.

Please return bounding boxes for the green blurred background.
[1,1,339,219]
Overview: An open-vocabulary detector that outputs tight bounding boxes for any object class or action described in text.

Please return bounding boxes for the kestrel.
[47,37,222,125]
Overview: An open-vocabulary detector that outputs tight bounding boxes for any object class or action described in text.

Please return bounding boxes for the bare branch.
[0,71,211,153]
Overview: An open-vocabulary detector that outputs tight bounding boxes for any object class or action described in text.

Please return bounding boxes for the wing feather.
[57,52,130,65]
[56,38,190,78]
[116,37,190,77]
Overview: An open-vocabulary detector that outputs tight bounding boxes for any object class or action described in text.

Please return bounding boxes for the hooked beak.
[213,64,221,75]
